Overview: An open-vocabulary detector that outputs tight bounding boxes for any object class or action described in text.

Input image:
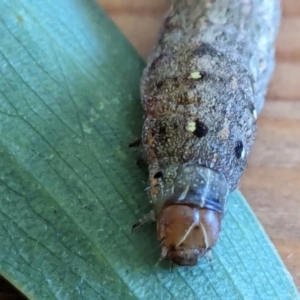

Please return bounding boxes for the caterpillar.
[136,0,280,266]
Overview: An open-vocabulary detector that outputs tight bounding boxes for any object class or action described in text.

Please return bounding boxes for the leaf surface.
[0,0,298,299]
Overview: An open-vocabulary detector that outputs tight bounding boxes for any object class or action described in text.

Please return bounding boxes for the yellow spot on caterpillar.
[186,121,196,132]
[190,71,201,79]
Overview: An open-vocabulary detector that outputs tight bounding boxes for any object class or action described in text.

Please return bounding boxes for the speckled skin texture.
[141,0,280,207]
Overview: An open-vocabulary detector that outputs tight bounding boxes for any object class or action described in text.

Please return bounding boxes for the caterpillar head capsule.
[152,165,228,265]
[157,204,221,266]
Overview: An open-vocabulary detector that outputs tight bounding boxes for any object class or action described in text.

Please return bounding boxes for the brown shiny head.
[157,204,221,266]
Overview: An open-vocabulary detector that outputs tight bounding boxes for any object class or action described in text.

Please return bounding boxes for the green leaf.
[0,0,298,299]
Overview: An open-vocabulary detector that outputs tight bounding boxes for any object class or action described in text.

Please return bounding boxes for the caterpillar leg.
[129,139,141,148]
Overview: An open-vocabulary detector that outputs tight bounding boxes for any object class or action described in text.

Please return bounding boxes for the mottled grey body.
[140,0,280,211]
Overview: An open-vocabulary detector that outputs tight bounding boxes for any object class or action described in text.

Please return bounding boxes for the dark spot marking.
[198,71,208,79]
[221,109,227,116]
[173,76,180,88]
[159,125,166,135]
[154,171,164,179]
[164,14,178,31]
[54,210,57,214]
[235,141,244,159]
[156,81,164,89]
[149,54,165,72]
[192,43,218,58]
[173,122,179,130]
[194,120,208,138]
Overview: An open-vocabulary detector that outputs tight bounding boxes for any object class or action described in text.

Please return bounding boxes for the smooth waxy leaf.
[0,0,298,299]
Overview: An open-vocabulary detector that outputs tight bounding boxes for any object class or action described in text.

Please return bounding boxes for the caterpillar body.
[138,0,280,266]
